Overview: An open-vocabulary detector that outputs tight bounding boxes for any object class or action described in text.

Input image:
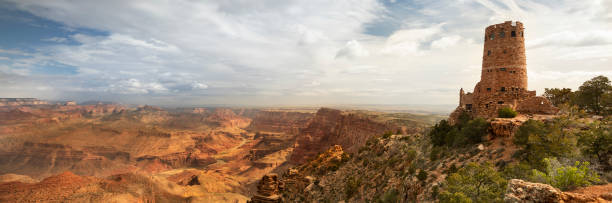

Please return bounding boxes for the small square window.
[487,50,491,56]
[500,68,506,71]
[490,34,495,40]
[511,31,516,37]
[503,50,507,54]
[487,88,491,91]
[501,87,506,92]
[499,31,505,38]
[498,101,504,104]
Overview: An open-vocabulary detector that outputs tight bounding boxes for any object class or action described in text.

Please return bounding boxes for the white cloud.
[336,40,370,58]
[431,35,462,49]
[381,24,444,56]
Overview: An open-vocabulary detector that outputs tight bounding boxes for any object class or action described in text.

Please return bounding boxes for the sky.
[0,0,610,107]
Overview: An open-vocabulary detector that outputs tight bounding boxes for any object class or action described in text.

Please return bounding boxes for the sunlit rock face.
[290,108,396,164]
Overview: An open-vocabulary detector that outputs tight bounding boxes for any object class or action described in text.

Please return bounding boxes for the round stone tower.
[450,21,559,123]
[480,21,527,92]
[470,21,532,117]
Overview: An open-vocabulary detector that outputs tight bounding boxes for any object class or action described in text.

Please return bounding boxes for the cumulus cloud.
[336,40,370,59]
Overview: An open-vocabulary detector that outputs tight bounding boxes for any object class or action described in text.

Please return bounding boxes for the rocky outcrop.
[504,179,612,203]
[248,111,314,134]
[136,150,217,168]
[505,179,562,202]
[299,145,348,175]
[166,169,201,186]
[248,132,296,161]
[490,118,523,137]
[247,173,283,203]
[290,108,395,164]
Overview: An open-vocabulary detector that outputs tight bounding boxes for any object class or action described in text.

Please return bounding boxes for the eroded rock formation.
[291,108,395,164]
[490,118,523,137]
[504,179,612,203]
[247,173,283,203]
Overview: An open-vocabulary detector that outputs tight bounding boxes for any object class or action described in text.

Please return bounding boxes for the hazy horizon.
[1,0,611,106]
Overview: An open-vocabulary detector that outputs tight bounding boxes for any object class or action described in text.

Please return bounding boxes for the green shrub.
[345,176,362,199]
[429,117,488,147]
[530,158,600,191]
[513,119,579,170]
[458,118,489,145]
[578,122,612,169]
[498,107,518,118]
[417,170,428,182]
[430,147,442,161]
[439,192,472,203]
[443,162,506,202]
[446,164,458,175]
[405,149,417,162]
[502,162,532,180]
[378,189,399,203]
[382,131,393,139]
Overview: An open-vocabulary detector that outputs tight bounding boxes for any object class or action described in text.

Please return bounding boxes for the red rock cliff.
[290,108,396,164]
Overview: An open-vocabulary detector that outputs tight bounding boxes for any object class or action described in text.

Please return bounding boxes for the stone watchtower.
[451,21,557,122]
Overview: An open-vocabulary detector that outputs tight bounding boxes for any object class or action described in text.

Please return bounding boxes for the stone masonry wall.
[453,21,558,122]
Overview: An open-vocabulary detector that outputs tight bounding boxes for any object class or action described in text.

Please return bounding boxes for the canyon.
[0,102,440,202]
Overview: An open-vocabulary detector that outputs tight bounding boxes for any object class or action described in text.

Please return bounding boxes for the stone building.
[450,21,557,123]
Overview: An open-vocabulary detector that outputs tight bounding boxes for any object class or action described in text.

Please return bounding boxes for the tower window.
[485,104,489,108]
[503,50,507,54]
[487,50,491,56]
[499,31,505,38]
[466,104,473,110]
[501,87,506,92]
[500,68,506,71]
[511,31,516,37]
[486,88,491,92]
[489,34,494,40]
[498,101,504,104]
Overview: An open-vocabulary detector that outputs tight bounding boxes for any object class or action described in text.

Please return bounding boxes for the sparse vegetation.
[512,118,579,170]
[345,176,362,199]
[497,107,517,118]
[530,158,600,191]
[429,113,488,148]
[441,162,506,203]
[417,170,428,182]
[544,75,611,115]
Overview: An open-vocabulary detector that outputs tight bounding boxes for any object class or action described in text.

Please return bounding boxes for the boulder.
[504,179,562,202]
[505,179,612,203]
